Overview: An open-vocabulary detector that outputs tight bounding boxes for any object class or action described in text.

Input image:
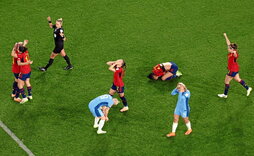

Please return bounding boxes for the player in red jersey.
[218,33,252,98]
[12,42,33,104]
[11,40,28,102]
[107,59,128,112]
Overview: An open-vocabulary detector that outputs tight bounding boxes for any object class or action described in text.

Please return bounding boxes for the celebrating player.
[147,62,182,81]
[218,33,252,98]
[12,41,33,104]
[88,94,119,134]
[166,83,192,137]
[107,59,129,112]
[39,16,73,71]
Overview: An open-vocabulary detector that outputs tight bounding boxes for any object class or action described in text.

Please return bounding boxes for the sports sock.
[224,84,230,95]
[27,86,32,96]
[20,88,26,98]
[63,55,71,66]
[239,80,249,90]
[98,120,105,131]
[15,89,20,98]
[186,122,191,130]
[172,122,178,133]
[120,96,128,107]
[12,81,18,94]
[45,58,54,70]
[94,117,100,126]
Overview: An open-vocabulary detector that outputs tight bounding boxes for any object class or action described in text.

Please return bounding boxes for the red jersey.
[12,51,20,73]
[227,51,239,72]
[152,64,165,76]
[18,51,31,74]
[113,67,124,87]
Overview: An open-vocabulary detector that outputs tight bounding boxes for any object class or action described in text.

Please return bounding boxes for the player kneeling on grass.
[12,43,33,104]
[166,83,192,137]
[89,94,119,134]
[147,62,182,81]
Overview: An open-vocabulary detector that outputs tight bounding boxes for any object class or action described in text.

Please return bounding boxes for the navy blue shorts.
[227,71,238,77]
[111,84,124,93]
[169,62,178,74]
[19,72,31,81]
[13,73,19,79]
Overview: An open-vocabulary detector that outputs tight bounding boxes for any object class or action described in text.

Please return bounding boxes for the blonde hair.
[177,82,187,91]
[56,18,63,25]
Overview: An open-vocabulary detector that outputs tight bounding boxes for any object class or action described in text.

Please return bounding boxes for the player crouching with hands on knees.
[166,82,192,137]
[147,62,182,81]
[88,94,119,134]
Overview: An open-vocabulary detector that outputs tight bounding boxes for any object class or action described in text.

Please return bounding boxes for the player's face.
[56,21,62,28]
[177,84,185,92]
[116,59,124,67]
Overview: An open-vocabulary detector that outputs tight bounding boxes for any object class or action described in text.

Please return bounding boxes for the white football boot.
[247,87,252,96]
[218,94,227,98]
[20,97,29,104]
[176,71,183,77]
[28,96,33,100]
[97,130,107,134]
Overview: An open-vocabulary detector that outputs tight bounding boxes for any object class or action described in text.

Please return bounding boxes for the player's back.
[89,94,113,108]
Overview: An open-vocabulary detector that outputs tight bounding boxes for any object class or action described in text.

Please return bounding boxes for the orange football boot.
[185,129,192,135]
[166,132,176,137]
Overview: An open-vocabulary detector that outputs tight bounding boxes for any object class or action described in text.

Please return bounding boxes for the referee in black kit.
[39,16,73,71]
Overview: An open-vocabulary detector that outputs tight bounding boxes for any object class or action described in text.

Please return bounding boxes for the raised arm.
[47,16,53,28]
[11,43,18,57]
[223,33,231,46]
[171,88,179,95]
[108,63,116,72]
[106,61,116,66]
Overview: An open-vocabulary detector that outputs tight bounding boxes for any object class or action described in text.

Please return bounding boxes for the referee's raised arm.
[47,16,53,28]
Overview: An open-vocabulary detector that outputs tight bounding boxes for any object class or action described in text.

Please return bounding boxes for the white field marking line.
[0,120,35,156]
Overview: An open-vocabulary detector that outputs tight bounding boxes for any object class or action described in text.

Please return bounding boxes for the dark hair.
[147,73,155,80]
[19,46,27,53]
[230,43,237,50]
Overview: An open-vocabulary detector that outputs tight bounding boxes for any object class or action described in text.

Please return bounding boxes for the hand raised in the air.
[47,16,51,21]
[223,33,227,37]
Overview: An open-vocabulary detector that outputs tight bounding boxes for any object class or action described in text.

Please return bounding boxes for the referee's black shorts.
[53,43,64,54]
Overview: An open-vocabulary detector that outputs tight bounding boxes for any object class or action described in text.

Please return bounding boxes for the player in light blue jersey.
[88,94,119,134]
[166,83,192,137]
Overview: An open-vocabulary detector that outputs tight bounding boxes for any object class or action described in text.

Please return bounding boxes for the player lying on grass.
[39,16,73,72]
[11,40,33,104]
[147,62,182,81]
[166,82,192,137]
[107,59,129,112]
[88,94,119,134]
[218,33,252,98]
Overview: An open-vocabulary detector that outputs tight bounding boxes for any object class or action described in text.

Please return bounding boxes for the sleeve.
[52,25,56,29]
[184,90,191,98]
[171,88,179,95]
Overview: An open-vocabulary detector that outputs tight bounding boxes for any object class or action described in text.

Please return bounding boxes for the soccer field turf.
[0,0,254,155]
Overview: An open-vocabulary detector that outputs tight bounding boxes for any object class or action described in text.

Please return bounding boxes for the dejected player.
[218,33,252,98]
[12,43,33,104]
[147,62,182,81]
[88,94,119,134]
[166,82,192,137]
[39,16,73,71]
[107,59,129,112]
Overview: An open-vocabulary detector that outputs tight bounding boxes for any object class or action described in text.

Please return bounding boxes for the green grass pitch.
[0,0,254,155]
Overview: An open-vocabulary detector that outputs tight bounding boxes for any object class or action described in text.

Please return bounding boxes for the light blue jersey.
[88,94,114,117]
[171,88,191,118]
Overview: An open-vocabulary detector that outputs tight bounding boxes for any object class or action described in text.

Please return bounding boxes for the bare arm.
[108,63,117,72]
[23,40,28,47]
[17,60,33,66]
[47,16,53,28]
[223,33,231,46]
[102,107,110,121]
[11,43,18,57]
[106,61,116,66]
